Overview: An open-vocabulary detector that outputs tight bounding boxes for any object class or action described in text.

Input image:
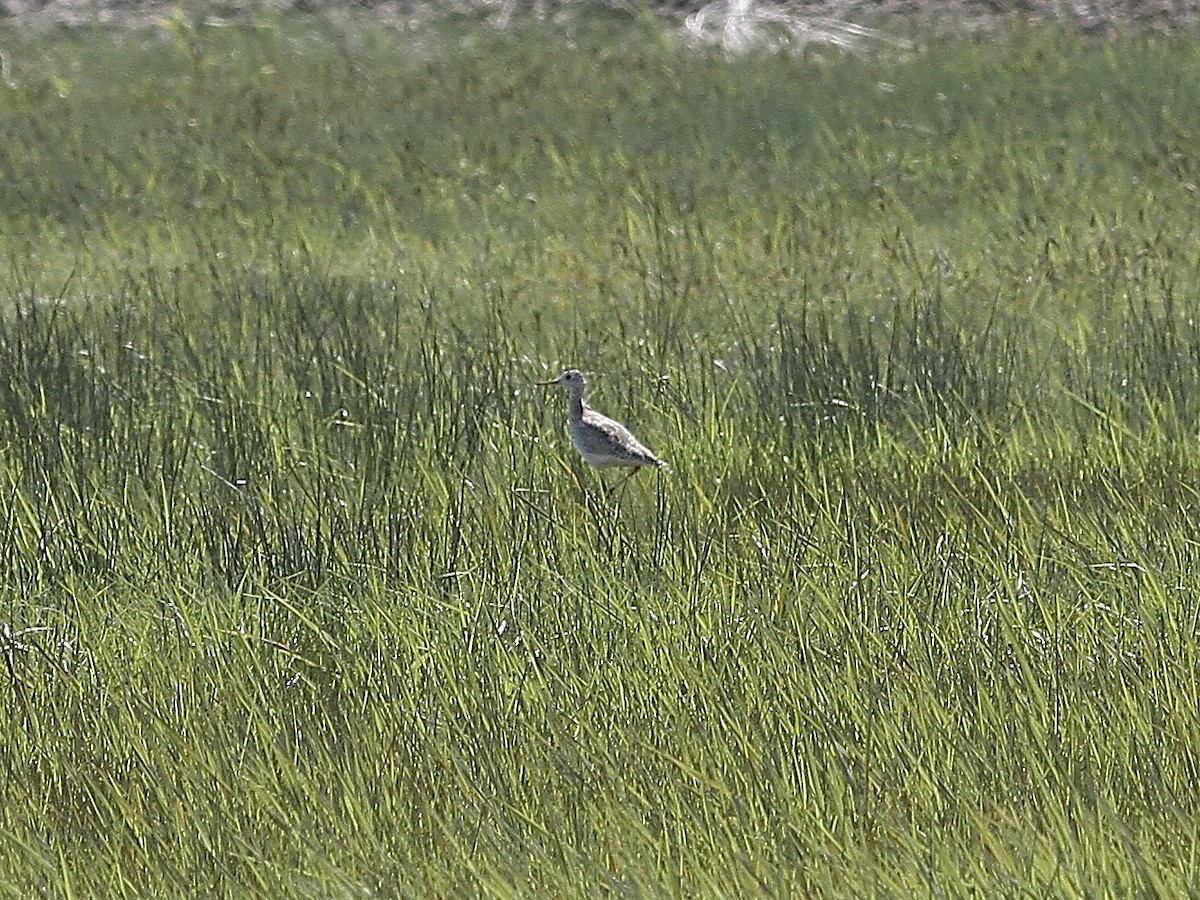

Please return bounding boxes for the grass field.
[2,7,1200,896]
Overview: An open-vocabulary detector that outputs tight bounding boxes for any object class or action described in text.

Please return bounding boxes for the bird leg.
[605,466,641,502]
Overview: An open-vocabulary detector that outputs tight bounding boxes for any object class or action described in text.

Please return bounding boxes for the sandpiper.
[537,369,668,489]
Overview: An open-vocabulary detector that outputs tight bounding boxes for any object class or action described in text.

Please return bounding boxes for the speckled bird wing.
[577,408,663,466]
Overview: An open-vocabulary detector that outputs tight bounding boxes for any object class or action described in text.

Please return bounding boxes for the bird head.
[536,369,586,390]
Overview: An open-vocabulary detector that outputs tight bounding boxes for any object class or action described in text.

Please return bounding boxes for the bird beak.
[535,378,559,387]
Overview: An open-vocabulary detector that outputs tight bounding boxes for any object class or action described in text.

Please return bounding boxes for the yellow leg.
[605,466,641,502]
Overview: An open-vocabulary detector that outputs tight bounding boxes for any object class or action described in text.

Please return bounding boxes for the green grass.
[2,8,1200,896]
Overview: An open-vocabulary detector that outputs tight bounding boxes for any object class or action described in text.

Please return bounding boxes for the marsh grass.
[2,10,1200,896]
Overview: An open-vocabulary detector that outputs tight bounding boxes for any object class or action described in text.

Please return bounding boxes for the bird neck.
[567,387,586,421]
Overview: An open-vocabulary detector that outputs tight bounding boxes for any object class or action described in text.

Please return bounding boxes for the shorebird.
[537,369,668,492]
